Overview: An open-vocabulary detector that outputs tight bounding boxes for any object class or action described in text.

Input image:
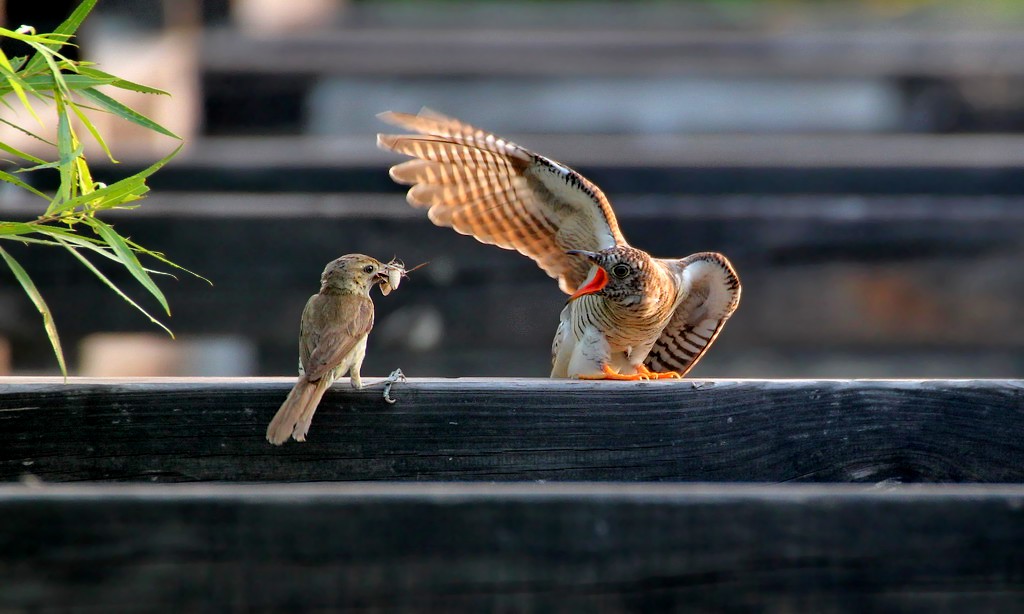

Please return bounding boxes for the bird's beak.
[568,267,608,301]
[566,251,607,301]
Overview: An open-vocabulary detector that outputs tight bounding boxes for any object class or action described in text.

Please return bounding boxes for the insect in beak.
[378,259,429,295]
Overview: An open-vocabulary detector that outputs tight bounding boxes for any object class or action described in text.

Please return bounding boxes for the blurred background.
[3,0,1024,378]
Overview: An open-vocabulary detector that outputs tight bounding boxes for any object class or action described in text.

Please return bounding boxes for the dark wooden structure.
[4,482,1024,612]
[1,377,1023,610]
[2,378,1023,483]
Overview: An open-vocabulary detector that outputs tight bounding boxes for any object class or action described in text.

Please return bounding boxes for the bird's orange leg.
[635,364,683,380]
[578,364,652,381]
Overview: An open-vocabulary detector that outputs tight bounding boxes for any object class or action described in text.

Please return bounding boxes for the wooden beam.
[1,378,1022,483]
[2,482,1023,610]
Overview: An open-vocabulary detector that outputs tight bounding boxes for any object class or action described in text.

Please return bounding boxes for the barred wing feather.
[377,109,626,294]
[644,252,741,377]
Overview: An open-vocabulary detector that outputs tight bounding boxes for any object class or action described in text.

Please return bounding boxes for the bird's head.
[320,254,396,296]
[566,246,655,305]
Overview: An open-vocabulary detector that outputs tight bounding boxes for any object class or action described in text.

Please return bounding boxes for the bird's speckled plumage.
[378,109,741,379]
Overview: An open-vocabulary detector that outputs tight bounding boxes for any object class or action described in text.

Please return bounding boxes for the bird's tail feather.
[266,377,332,445]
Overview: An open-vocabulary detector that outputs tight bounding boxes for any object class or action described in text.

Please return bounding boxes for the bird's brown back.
[300,292,374,382]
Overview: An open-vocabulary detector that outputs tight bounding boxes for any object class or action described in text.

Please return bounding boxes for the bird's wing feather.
[300,294,374,382]
[378,108,627,294]
[644,252,741,377]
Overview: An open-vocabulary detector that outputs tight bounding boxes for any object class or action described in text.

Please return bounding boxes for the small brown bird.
[266,254,404,445]
[377,109,740,380]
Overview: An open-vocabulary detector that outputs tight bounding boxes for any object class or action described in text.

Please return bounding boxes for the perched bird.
[266,254,405,445]
[377,109,740,380]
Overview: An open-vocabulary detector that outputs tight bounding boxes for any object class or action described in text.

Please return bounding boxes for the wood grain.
[1,378,1022,483]
[1,482,1023,611]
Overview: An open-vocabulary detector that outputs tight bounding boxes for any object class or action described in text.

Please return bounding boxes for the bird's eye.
[611,263,631,278]
[363,265,376,274]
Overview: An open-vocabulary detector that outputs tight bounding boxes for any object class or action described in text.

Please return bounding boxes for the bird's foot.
[381,368,406,404]
[635,364,683,380]
[578,364,652,381]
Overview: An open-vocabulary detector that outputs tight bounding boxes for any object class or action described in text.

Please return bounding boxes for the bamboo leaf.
[48,144,180,215]
[0,234,65,247]
[22,73,116,90]
[53,96,74,204]
[69,101,116,162]
[49,232,175,277]
[0,60,43,125]
[76,67,168,95]
[125,237,213,285]
[0,116,54,147]
[0,170,48,198]
[48,174,147,214]
[58,238,173,337]
[0,221,39,236]
[0,246,66,376]
[88,218,170,315]
[79,87,180,139]
[0,139,46,164]
[22,0,95,74]
[24,40,72,97]
[18,147,80,173]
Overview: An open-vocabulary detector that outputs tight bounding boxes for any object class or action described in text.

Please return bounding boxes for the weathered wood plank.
[0,378,1022,483]
[2,482,1023,611]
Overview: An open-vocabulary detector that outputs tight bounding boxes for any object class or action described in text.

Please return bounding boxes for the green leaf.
[19,145,81,173]
[50,174,147,214]
[0,170,48,199]
[48,144,180,216]
[0,221,40,236]
[23,0,95,74]
[58,238,173,338]
[0,116,54,147]
[124,236,213,285]
[0,139,46,165]
[0,235,65,247]
[0,246,66,376]
[88,218,170,315]
[79,87,180,139]
[76,67,168,95]
[21,73,116,90]
[23,40,72,97]
[0,55,43,125]
[69,100,116,162]
[53,96,74,204]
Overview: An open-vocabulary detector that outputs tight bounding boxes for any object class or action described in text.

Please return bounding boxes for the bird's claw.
[578,364,684,381]
[635,365,684,380]
[381,368,406,404]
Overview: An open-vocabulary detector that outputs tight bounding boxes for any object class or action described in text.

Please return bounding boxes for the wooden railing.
[1,377,1022,609]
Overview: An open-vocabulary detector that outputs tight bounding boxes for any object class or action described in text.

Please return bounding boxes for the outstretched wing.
[377,108,627,294]
[644,252,741,377]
